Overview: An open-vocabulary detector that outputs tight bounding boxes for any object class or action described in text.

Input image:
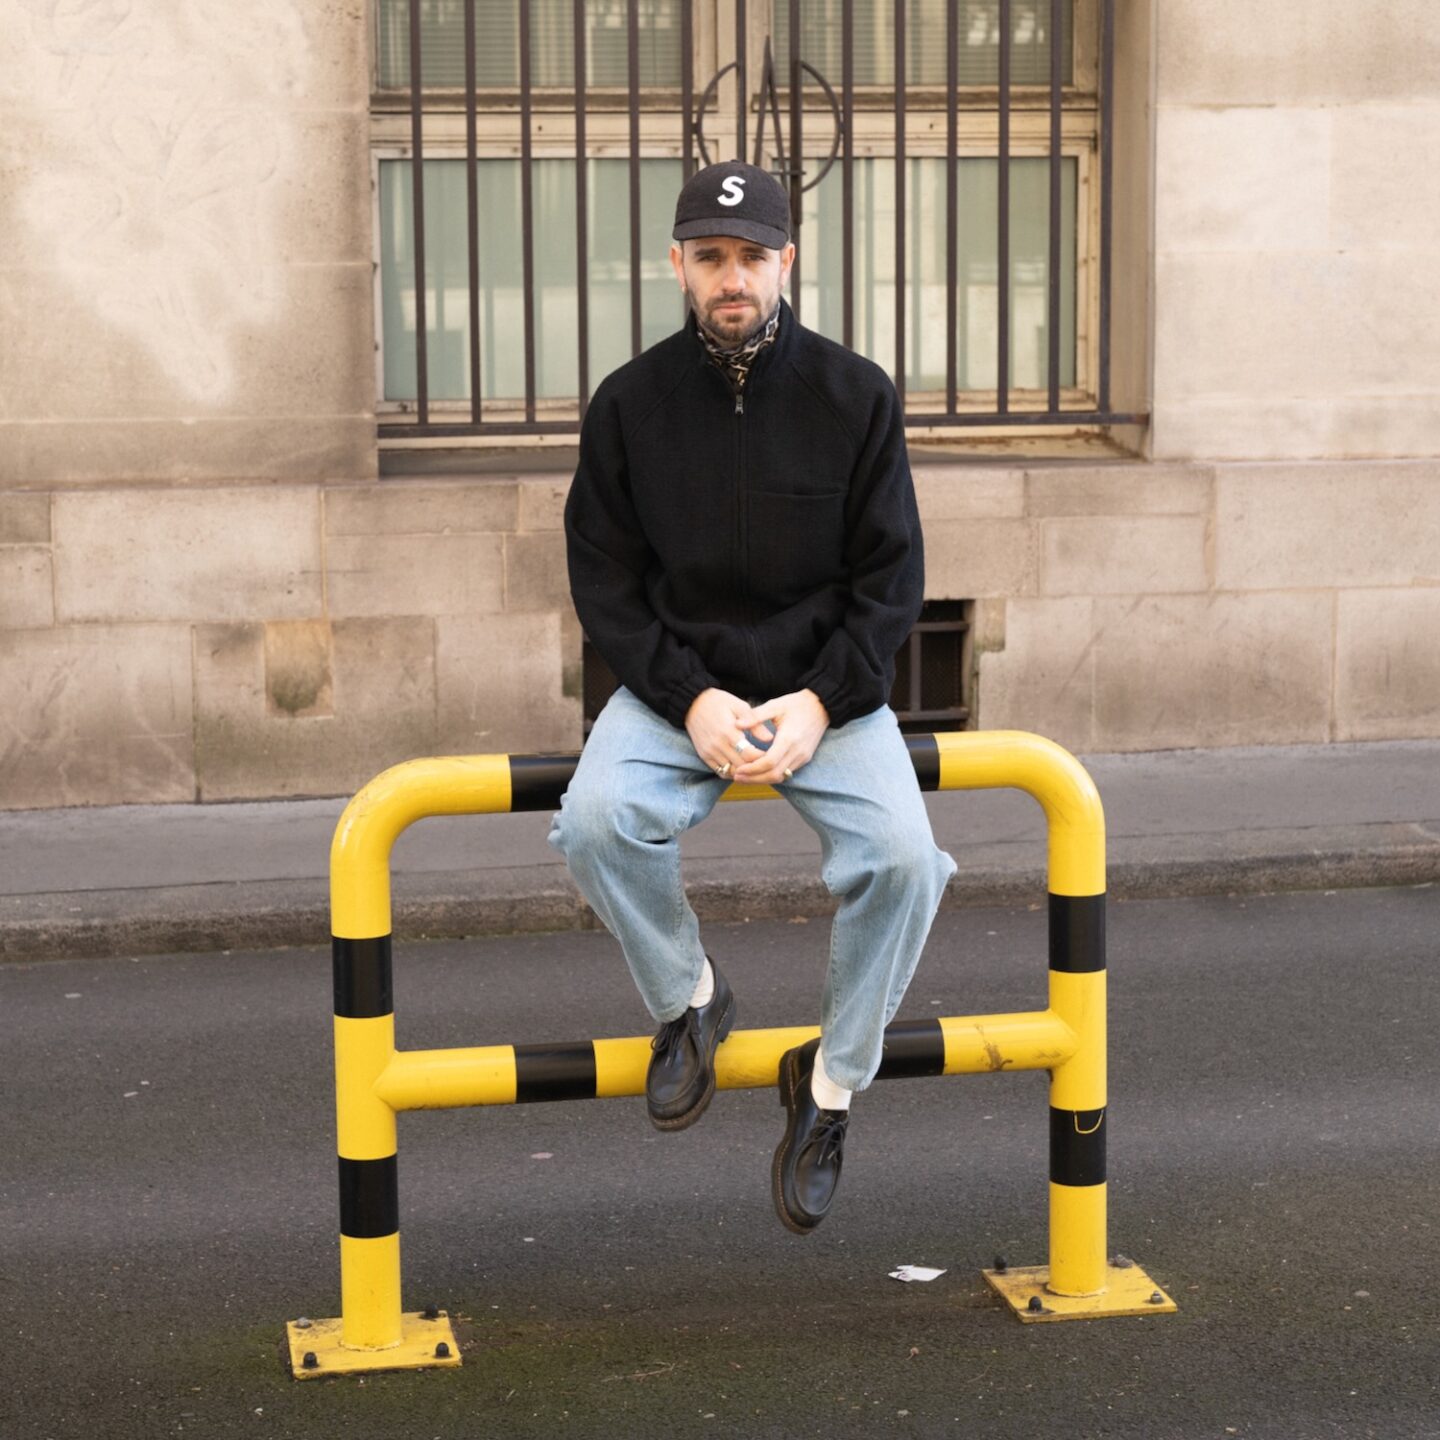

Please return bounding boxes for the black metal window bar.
[582,599,971,736]
[376,0,1145,439]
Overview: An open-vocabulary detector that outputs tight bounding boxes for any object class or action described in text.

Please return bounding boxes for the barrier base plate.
[286,1311,461,1378]
[982,1261,1177,1322]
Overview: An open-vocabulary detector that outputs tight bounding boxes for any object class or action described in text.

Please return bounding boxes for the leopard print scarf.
[695,303,781,397]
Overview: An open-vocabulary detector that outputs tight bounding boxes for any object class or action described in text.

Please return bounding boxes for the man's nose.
[720,257,746,293]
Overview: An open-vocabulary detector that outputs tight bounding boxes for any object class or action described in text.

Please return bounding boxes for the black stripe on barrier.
[333,936,394,1019]
[509,743,940,811]
[1048,893,1106,974]
[509,755,580,813]
[1049,1106,1106,1186]
[338,1155,400,1238]
[876,1018,947,1078]
[906,735,941,792]
[514,1042,598,1102]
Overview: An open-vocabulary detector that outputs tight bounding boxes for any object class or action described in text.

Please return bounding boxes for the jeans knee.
[845,835,951,903]
[553,784,676,866]
[550,786,616,863]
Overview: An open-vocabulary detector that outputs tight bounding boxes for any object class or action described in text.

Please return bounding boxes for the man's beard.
[695,296,772,349]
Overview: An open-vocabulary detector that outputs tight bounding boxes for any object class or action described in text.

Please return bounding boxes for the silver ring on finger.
[783,767,795,780]
[716,761,732,778]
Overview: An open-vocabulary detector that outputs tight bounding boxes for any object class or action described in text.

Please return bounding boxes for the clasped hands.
[684,687,830,786]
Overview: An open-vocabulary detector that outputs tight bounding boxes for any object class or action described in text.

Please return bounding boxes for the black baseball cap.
[672,161,792,251]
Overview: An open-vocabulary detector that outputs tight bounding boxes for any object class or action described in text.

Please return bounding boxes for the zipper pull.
[734,390,744,416]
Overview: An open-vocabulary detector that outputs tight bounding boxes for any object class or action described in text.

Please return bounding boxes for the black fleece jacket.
[564,296,924,730]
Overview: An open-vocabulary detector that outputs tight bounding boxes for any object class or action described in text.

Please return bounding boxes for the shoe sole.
[771,1046,822,1235]
[647,996,736,1132]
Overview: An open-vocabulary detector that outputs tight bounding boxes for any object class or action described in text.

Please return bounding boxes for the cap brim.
[673,217,790,250]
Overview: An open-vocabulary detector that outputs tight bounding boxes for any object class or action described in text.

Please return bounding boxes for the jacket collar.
[685,295,796,384]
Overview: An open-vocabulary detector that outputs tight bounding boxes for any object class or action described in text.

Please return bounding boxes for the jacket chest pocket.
[746,488,848,606]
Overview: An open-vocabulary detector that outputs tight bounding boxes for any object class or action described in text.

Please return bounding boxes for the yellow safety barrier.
[285,730,1175,1380]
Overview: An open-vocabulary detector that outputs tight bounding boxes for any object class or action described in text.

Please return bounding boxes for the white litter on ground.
[889,1265,947,1283]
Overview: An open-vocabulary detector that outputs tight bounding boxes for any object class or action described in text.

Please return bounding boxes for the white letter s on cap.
[717,176,746,207]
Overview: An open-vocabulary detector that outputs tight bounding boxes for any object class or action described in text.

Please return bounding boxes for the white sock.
[810,1045,852,1111]
[688,957,715,1009]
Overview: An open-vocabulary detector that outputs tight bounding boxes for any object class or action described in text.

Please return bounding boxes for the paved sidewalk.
[2,740,1438,960]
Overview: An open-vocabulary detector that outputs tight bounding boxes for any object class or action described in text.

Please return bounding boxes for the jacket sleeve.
[564,385,718,729]
[795,378,924,728]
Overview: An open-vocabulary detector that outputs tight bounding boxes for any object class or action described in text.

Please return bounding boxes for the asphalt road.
[3,887,1437,1440]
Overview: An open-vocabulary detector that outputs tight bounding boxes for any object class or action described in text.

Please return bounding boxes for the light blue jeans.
[547,687,957,1092]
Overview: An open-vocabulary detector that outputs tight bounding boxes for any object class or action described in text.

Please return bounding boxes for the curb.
[4,833,1437,962]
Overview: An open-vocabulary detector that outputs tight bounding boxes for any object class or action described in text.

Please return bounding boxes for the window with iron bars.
[581,600,973,737]
[370,1,1140,439]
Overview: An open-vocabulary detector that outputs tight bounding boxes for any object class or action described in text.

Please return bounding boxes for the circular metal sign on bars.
[692,35,845,225]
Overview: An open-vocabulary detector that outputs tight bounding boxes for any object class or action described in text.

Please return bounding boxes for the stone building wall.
[6,456,1435,808]
[3,0,1439,809]
[0,478,578,807]
[1149,0,1440,460]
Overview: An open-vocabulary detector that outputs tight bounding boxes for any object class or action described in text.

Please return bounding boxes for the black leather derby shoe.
[772,1037,849,1235]
[645,959,735,1131]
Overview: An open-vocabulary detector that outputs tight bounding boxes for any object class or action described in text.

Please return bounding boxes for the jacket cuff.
[664,671,714,730]
[798,670,849,728]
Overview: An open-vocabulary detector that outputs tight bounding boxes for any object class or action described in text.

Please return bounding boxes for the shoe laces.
[652,1008,699,1058]
[811,1111,849,1166]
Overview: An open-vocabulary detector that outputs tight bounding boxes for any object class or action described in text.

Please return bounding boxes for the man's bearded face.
[671,234,796,344]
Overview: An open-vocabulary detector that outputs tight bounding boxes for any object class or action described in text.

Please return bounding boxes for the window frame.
[368,0,1106,431]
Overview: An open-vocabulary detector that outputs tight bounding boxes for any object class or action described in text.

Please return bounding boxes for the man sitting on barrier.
[548,160,957,1235]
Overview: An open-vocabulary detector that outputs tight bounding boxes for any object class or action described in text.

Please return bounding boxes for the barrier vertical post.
[933,732,1171,1319]
[287,757,517,1375]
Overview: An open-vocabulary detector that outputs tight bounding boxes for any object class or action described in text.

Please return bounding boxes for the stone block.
[558,608,585,704]
[1157,1,1440,105]
[0,263,374,420]
[1150,394,1440,466]
[518,478,571,531]
[1025,465,1212,517]
[912,468,1025,521]
[0,547,54,628]
[1155,251,1440,402]
[436,612,581,755]
[970,597,1007,653]
[0,493,49,543]
[1041,516,1208,596]
[0,111,371,270]
[2,1,369,111]
[194,616,437,801]
[263,113,375,266]
[325,482,519,537]
[975,598,1096,755]
[505,532,572,612]
[1215,462,1440,590]
[1091,593,1332,750]
[326,532,504,618]
[1332,105,1440,252]
[0,624,194,808]
[923,519,1037,599]
[0,416,378,487]
[53,488,322,623]
[265,619,333,718]
[1336,588,1440,741]
[1157,107,1330,252]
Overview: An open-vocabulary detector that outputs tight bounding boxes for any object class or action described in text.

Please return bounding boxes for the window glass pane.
[379,157,683,403]
[376,0,682,89]
[799,155,1076,393]
[775,0,1072,89]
